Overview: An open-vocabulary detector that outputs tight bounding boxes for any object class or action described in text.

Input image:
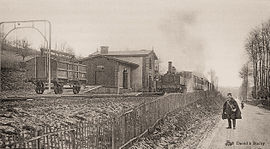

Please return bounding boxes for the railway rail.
[0,92,164,102]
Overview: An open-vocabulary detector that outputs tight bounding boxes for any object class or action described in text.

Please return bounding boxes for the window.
[123,69,128,89]
[97,65,104,71]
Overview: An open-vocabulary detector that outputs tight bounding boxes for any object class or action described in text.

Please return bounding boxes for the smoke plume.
[159,11,205,74]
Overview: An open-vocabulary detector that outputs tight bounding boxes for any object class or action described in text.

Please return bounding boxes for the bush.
[1,68,34,91]
[257,88,269,99]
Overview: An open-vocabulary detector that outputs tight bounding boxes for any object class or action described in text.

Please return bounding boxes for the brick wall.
[82,57,117,87]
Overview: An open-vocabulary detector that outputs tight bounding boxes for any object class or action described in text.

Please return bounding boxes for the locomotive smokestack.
[168,61,172,73]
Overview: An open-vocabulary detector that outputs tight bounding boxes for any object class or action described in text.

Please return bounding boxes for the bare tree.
[208,69,216,84]
[50,41,76,62]
[239,62,252,100]
[65,46,75,56]
[15,39,32,61]
[57,41,75,55]
[244,20,270,99]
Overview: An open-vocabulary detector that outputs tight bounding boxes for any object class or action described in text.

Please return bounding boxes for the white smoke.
[159,11,205,73]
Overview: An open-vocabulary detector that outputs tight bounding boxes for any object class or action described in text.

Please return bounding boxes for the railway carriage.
[26,49,87,94]
[179,71,209,92]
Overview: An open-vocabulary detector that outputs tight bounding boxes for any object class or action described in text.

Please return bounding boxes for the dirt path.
[198,100,270,149]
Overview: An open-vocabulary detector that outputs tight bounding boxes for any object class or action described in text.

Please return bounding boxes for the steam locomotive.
[156,61,214,93]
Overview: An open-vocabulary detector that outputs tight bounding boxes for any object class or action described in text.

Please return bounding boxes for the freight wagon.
[26,50,87,94]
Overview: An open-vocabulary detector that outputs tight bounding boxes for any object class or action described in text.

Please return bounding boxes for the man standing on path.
[222,93,242,129]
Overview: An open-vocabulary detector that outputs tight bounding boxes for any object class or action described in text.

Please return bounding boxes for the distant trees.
[40,41,75,56]
[56,41,75,56]
[40,41,76,61]
[53,41,76,61]
[239,62,252,100]
[245,20,270,99]
[207,69,218,89]
[2,38,33,61]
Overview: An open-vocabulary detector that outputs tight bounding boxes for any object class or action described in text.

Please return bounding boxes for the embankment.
[1,68,35,97]
[129,91,225,149]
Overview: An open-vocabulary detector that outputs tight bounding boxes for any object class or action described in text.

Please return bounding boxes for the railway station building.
[80,46,159,92]
[79,55,138,93]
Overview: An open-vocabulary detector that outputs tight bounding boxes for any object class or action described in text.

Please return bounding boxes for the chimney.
[172,66,176,74]
[100,46,109,54]
[168,61,172,73]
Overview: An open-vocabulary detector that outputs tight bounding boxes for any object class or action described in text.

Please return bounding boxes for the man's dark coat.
[222,98,242,119]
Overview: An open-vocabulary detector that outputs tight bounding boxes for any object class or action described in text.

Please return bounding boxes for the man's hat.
[227,93,232,96]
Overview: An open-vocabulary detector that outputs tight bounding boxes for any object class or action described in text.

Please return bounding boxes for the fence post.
[142,104,146,132]
[184,93,187,106]
[71,129,76,149]
[134,110,137,138]
[112,118,115,149]
[1,134,6,148]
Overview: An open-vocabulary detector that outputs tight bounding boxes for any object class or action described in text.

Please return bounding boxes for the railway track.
[0,92,164,102]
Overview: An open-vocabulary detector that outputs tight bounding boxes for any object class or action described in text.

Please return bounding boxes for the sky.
[1,0,270,87]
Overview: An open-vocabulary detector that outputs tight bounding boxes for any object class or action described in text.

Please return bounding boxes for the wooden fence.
[0,120,112,149]
[112,91,216,149]
[0,91,217,149]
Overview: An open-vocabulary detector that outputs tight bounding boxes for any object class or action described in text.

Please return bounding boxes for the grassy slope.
[1,44,37,69]
[0,44,38,95]
[130,94,225,149]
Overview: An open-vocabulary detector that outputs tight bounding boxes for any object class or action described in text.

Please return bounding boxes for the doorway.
[123,69,128,89]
